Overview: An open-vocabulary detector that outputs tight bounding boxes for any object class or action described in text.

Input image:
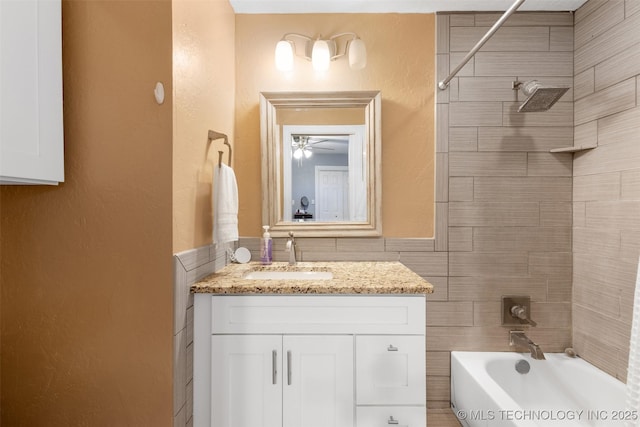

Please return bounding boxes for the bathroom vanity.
[192,261,432,427]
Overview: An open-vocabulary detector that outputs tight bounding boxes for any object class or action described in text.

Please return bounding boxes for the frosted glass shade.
[312,40,330,71]
[348,38,367,70]
[275,40,294,71]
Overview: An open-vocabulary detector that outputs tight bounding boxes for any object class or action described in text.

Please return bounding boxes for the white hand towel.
[212,163,239,245]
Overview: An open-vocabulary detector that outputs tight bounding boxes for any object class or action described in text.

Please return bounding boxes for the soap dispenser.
[260,225,272,265]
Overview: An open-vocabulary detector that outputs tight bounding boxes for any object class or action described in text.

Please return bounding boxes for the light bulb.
[312,39,330,71]
[304,149,312,158]
[275,40,294,71]
[348,38,367,70]
[293,148,303,159]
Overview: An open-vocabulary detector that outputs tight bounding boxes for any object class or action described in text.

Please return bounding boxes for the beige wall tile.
[175,245,212,272]
[450,152,527,177]
[425,276,449,302]
[427,301,474,326]
[449,202,540,226]
[436,153,449,202]
[573,172,621,201]
[595,40,640,91]
[400,252,449,277]
[475,52,573,77]
[628,0,640,18]
[449,102,503,127]
[450,13,474,26]
[574,68,595,100]
[478,127,573,152]
[575,251,639,291]
[450,127,478,152]
[475,12,573,27]
[575,0,608,24]
[586,200,640,229]
[474,177,572,202]
[548,277,572,302]
[621,170,640,200]
[437,54,450,104]
[435,202,449,252]
[540,202,572,226]
[426,376,451,401]
[437,14,450,54]
[620,230,640,262]
[450,52,474,77]
[504,102,574,127]
[574,121,598,149]
[530,302,572,328]
[458,77,519,102]
[449,77,460,102]
[574,282,621,318]
[575,0,625,50]
[449,177,474,201]
[385,238,435,252]
[449,252,529,277]
[575,10,640,74]
[437,104,449,152]
[598,106,640,146]
[473,301,501,326]
[573,329,623,380]
[574,139,640,176]
[426,351,451,376]
[550,26,574,51]
[573,226,622,258]
[573,304,631,354]
[573,201,586,227]
[576,78,636,125]
[450,26,550,52]
[295,238,337,252]
[301,251,399,262]
[527,152,572,176]
[449,227,473,252]
[336,238,385,252]
[427,326,513,351]
[449,277,548,301]
[473,228,571,252]
[529,251,573,276]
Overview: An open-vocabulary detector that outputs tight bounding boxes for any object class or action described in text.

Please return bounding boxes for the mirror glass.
[260,91,381,237]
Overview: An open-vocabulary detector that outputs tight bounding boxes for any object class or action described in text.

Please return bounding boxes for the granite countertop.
[191,261,433,294]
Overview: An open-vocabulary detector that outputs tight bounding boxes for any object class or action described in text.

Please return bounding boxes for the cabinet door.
[283,335,354,427]
[0,0,63,184]
[356,335,426,405]
[211,335,282,427]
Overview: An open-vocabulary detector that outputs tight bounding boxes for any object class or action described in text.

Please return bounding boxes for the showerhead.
[514,80,570,113]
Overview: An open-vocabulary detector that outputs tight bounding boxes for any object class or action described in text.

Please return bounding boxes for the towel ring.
[207,130,232,167]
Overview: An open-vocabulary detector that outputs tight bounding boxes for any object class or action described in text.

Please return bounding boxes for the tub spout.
[510,330,546,360]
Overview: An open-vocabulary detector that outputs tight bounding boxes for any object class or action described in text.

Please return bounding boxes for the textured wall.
[572,0,640,381]
[234,14,436,238]
[172,0,236,254]
[0,0,174,424]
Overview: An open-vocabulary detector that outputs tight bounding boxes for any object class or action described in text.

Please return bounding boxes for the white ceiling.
[229,0,588,14]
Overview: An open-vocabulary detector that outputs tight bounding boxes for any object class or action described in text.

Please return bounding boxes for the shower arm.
[438,0,526,90]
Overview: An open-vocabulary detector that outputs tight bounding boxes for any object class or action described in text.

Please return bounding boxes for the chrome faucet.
[510,330,546,360]
[286,232,297,265]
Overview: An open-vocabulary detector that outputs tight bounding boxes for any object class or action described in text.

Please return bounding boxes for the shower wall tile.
[527,152,572,176]
[427,301,474,326]
[336,237,385,252]
[503,102,573,127]
[573,172,621,201]
[448,277,548,301]
[621,170,640,199]
[450,52,474,77]
[574,10,640,73]
[574,0,624,50]
[449,252,529,277]
[477,127,573,152]
[597,105,640,146]
[474,52,573,77]
[574,138,640,176]
[472,227,571,252]
[449,102,503,126]
[574,77,636,125]
[574,0,605,24]
[385,238,435,252]
[550,26,574,51]
[449,177,474,201]
[574,121,597,148]
[426,351,451,376]
[539,202,572,227]
[449,127,478,152]
[435,203,449,252]
[628,0,640,17]
[436,14,450,54]
[585,200,640,229]
[473,177,572,202]
[436,104,449,152]
[474,12,573,27]
[436,153,449,202]
[450,26,549,52]
[448,227,472,252]
[594,39,640,91]
[573,201,586,227]
[574,68,595,100]
[457,77,518,102]
[449,13,474,26]
[449,152,527,176]
[436,54,450,104]
[449,202,540,226]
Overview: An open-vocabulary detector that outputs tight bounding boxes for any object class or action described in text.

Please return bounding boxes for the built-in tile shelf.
[549,145,597,153]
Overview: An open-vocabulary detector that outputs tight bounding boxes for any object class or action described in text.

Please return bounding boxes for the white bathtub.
[451,351,629,427]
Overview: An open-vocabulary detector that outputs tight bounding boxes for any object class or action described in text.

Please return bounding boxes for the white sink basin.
[242,270,333,280]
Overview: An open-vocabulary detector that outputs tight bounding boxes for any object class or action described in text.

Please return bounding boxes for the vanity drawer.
[356,407,426,427]
[211,295,425,334]
[356,335,426,405]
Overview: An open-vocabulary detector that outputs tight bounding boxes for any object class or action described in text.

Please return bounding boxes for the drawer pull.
[272,350,277,384]
[388,416,399,424]
[387,345,398,351]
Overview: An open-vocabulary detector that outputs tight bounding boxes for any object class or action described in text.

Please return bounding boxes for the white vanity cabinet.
[0,0,64,185]
[194,294,427,427]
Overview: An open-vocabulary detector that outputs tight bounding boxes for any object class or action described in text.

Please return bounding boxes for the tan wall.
[572,0,640,381]
[235,14,435,238]
[172,0,236,254]
[0,1,174,425]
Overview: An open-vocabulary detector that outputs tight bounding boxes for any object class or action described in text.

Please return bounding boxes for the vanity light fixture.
[275,32,367,72]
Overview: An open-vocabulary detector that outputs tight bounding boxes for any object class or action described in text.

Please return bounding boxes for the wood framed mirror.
[260,91,381,237]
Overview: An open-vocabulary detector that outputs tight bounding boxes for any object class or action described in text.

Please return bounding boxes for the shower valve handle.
[510,305,537,327]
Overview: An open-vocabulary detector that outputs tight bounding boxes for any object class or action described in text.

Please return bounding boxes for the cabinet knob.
[388,415,399,424]
[387,345,398,351]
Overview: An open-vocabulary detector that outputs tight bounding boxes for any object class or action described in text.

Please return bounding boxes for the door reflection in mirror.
[283,125,366,222]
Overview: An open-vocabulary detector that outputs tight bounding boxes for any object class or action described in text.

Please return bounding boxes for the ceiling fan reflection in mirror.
[291,134,348,161]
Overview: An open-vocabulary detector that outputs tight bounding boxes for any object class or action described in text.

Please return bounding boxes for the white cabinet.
[0,0,64,185]
[194,295,426,427]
